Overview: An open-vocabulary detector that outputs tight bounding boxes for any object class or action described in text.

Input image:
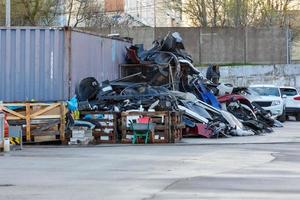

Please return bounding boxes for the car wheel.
[296,113,300,121]
[278,109,286,122]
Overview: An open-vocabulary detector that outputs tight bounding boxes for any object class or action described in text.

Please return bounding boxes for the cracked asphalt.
[0,121,300,200]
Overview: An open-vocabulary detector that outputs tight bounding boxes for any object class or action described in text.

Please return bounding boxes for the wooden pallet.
[170,111,184,143]
[2,102,66,143]
[80,111,119,144]
[121,111,184,144]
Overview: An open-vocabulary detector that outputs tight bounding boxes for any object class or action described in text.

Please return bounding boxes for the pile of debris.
[68,32,282,142]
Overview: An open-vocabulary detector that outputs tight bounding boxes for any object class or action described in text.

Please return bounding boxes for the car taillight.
[294,96,300,101]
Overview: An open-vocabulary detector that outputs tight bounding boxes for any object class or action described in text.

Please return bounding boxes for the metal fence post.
[5,0,11,27]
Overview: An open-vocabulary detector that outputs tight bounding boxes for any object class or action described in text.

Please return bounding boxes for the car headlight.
[271,100,281,106]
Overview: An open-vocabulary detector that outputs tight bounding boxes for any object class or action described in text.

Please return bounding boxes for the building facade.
[105,0,184,27]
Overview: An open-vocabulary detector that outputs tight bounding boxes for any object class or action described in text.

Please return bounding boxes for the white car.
[280,86,300,121]
[248,85,286,122]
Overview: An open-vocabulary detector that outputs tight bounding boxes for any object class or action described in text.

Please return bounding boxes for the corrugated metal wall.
[0,27,67,101]
[0,27,130,102]
[70,31,129,95]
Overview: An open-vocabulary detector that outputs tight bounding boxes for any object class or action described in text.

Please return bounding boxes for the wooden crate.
[121,111,184,144]
[169,111,184,143]
[80,111,119,144]
[2,102,66,143]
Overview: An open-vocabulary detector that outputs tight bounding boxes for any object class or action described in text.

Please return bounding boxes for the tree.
[170,0,300,27]
[20,0,61,25]
[0,0,133,29]
[0,0,60,26]
[64,0,108,28]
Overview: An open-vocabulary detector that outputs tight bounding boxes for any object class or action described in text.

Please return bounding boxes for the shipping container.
[0,27,130,102]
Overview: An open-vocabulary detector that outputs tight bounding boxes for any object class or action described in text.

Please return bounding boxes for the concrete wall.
[200,28,245,64]
[246,28,287,64]
[198,64,300,90]
[111,27,154,49]
[292,39,300,63]
[96,27,290,65]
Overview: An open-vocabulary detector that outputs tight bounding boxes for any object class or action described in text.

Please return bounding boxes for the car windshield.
[280,88,298,96]
[250,87,280,97]
[245,88,260,96]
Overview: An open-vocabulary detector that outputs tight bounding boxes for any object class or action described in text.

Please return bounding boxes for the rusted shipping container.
[0,27,130,102]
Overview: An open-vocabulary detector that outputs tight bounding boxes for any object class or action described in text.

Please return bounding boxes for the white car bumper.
[262,104,284,116]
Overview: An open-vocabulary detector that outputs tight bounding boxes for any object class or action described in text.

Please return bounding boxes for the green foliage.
[0,0,108,27]
[176,0,299,27]
[0,0,60,26]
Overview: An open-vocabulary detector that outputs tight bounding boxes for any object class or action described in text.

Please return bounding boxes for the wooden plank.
[93,132,114,137]
[3,103,55,107]
[34,120,60,131]
[6,116,26,120]
[2,107,26,119]
[59,102,66,142]
[34,135,57,142]
[30,103,60,118]
[167,112,171,143]
[121,111,167,116]
[78,118,115,122]
[25,103,31,142]
[94,126,115,129]
[31,131,60,136]
[31,103,59,106]
[32,115,61,119]
[3,103,26,107]
[8,115,61,120]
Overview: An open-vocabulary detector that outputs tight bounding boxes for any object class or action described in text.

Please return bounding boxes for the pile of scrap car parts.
[71,32,281,139]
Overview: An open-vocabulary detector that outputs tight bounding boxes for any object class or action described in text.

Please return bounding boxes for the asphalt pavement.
[0,121,300,200]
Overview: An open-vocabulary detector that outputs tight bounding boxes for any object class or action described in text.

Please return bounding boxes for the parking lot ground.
[181,121,300,145]
[0,121,300,200]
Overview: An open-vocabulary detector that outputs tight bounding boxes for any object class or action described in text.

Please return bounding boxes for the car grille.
[253,101,272,107]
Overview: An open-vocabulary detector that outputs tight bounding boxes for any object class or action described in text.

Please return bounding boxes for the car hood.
[247,95,282,102]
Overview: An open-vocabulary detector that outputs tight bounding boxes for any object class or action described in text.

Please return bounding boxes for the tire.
[278,109,286,123]
[296,113,300,121]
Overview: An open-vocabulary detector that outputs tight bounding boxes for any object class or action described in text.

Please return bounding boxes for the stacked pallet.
[80,111,119,144]
[121,111,184,144]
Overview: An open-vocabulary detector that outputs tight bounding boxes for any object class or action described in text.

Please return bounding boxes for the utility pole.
[6,0,11,27]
